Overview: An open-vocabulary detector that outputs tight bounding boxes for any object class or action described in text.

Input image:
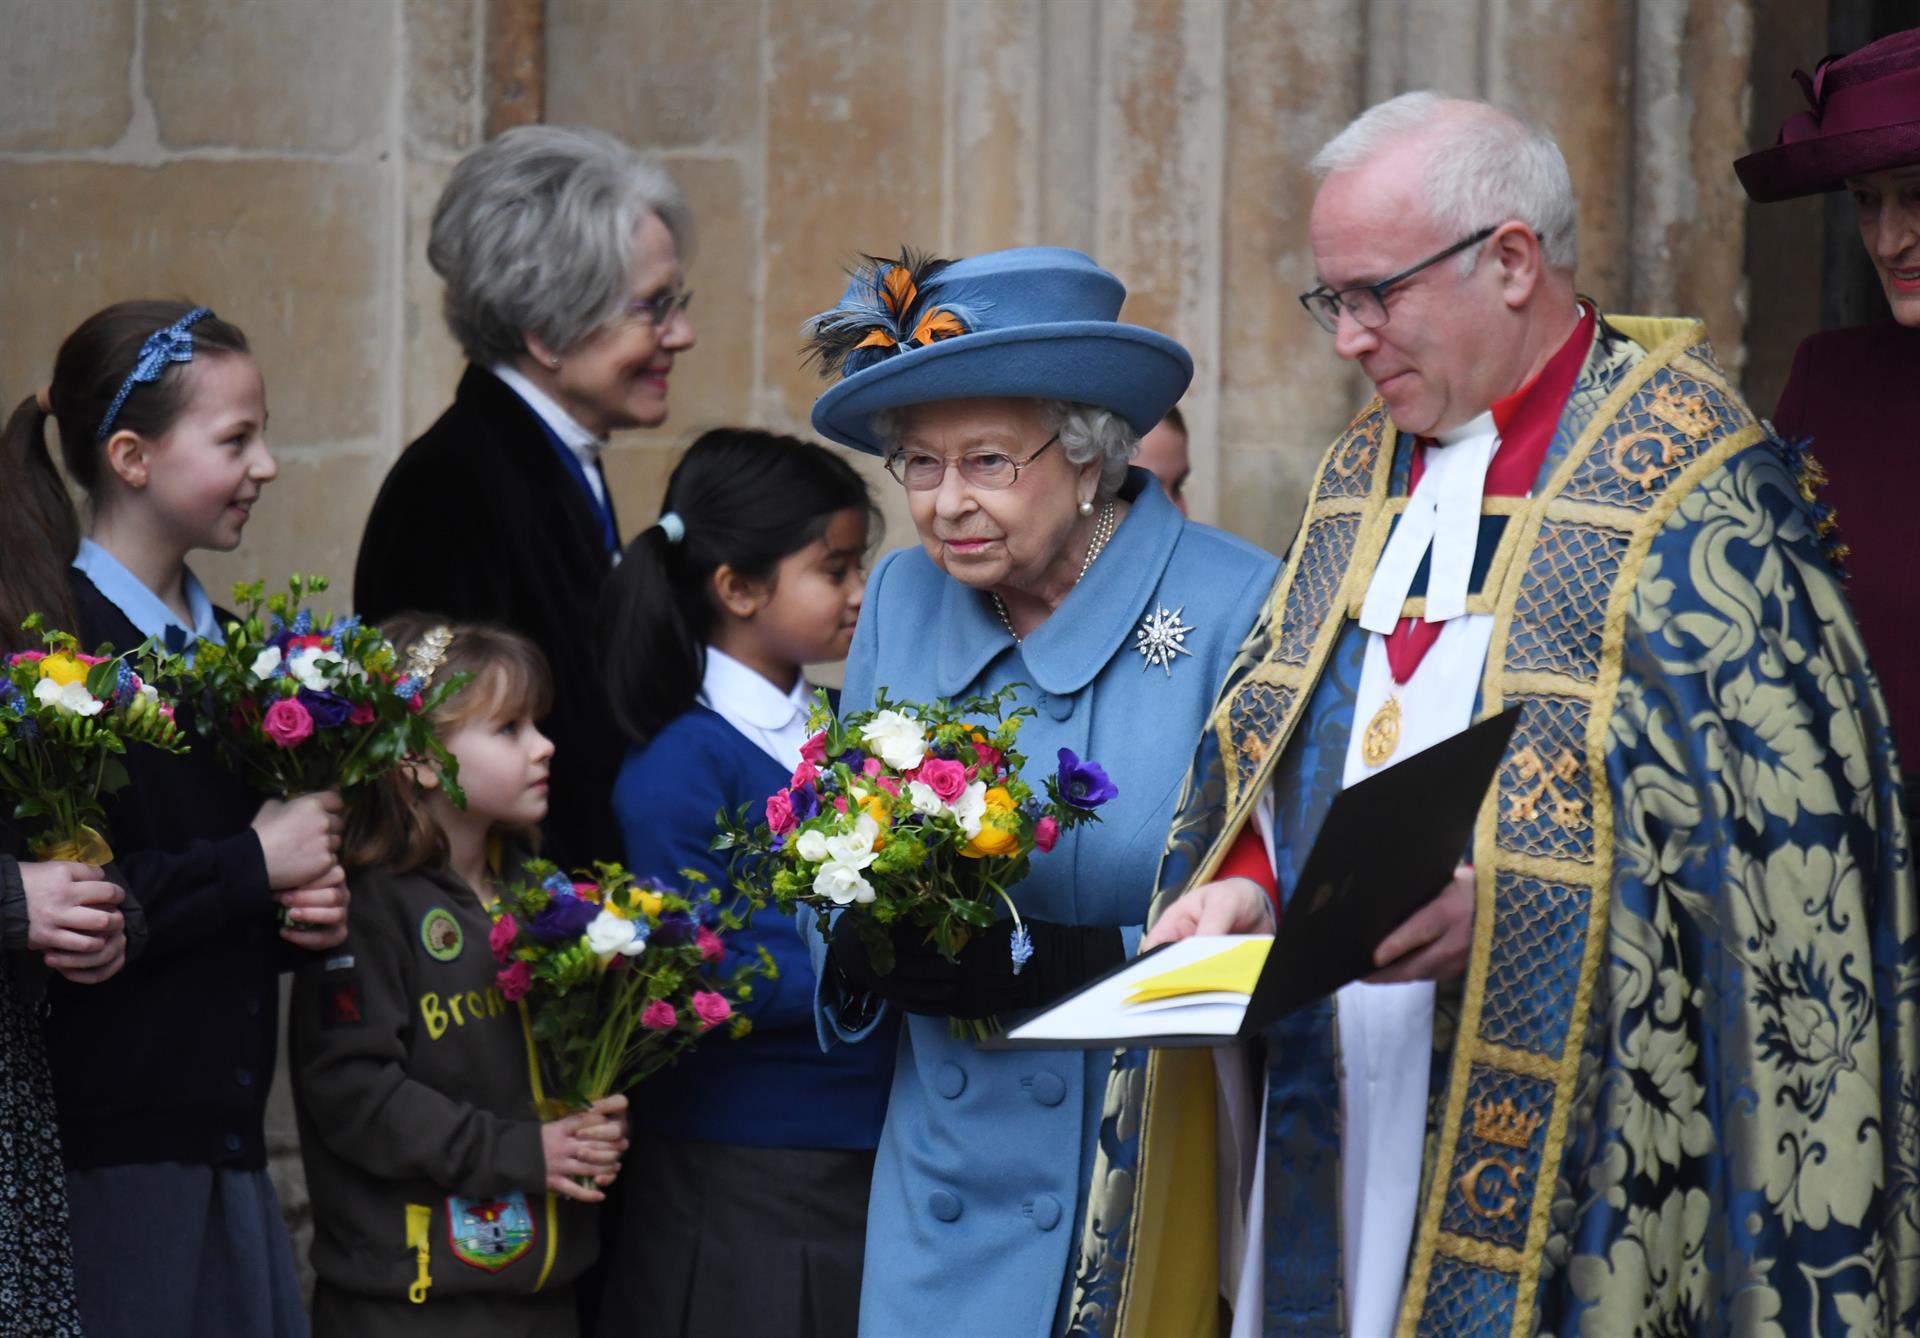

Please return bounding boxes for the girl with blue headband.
[0,300,348,1337]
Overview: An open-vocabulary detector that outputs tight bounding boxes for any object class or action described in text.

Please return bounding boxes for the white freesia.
[585,909,646,959]
[814,861,876,906]
[861,709,927,771]
[794,829,831,863]
[948,780,988,837]
[286,645,336,691]
[33,677,103,718]
[906,781,945,817]
[250,646,283,681]
[823,813,881,870]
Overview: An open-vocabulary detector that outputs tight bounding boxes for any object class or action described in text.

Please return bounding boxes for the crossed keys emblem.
[1508,744,1584,828]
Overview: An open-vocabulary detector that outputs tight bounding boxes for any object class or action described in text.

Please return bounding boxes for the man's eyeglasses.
[624,289,694,327]
[884,434,1058,491]
[1297,227,1496,334]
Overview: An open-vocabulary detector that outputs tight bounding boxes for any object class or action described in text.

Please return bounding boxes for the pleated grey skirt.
[596,1138,875,1338]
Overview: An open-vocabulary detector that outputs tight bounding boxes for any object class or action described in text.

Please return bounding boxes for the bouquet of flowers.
[717,686,1117,1034]
[184,574,468,804]
[487,860,768,1114]
[0,616,188,862]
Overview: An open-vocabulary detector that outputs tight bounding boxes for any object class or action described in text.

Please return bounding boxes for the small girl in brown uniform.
[290,617,627,1338]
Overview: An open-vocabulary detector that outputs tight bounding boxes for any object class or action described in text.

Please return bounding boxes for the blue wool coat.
[814,471,1279,1337]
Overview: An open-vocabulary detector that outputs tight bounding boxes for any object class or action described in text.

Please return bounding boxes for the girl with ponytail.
[4,301,347,1337]
[594,428,896,1338]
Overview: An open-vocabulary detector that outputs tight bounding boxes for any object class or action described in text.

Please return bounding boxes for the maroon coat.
[1772,320,1920,797]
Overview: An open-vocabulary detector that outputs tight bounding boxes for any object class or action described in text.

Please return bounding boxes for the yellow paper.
[1123,939,1270,1005]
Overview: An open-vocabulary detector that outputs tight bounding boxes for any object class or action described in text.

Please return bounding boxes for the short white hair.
[1311,92,1578,272]
[870,399,1139,497]
[429,124,695,365]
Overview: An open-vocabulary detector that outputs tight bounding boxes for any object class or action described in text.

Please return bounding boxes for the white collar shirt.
[698,647,813,772]
[489,362,610,509]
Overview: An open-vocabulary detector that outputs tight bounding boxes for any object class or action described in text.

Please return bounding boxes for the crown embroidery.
[1472,1097,1543,1151]
[1647,382,1717,438]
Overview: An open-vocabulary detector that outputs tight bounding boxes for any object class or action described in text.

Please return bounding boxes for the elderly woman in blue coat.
[801,247,1280,1337]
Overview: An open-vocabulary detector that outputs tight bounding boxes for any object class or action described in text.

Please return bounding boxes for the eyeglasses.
[1297,227,1496,334]
[884,434,1057,491]
[624,289,694,327]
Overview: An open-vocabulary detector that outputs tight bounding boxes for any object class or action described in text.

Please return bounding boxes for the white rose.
[33,677,104,718]
[948,781,988,837]
[823,813,881,869]
[906,781,945,817]
[585,909,642,960]
[286,646,335,690]
[250,646,283,681]
[814,861,876,906]
[861,709,927,771]
[794,829,830,863]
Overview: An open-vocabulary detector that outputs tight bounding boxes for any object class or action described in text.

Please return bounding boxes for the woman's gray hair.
[869,399,1140,496]
[1311,92,1578,273]
[428,124,695,366]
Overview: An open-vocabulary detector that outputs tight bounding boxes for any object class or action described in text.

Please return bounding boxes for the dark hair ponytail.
[0,300,250,652]
[601,428,876,743]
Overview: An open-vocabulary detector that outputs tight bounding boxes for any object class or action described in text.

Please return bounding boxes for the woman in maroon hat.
[1738,27,1920,821]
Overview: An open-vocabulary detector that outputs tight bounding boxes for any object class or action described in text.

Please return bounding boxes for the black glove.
[829,912,1125,1020]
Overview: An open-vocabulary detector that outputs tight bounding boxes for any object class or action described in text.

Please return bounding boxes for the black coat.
[354,365,623,869]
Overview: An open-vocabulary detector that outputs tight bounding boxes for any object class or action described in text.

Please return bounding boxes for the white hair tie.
[656,511,687,545]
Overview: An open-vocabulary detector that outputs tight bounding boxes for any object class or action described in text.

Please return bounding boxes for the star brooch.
[1134,605,1195,676]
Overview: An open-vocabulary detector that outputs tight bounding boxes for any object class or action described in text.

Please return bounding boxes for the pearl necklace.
[991,498,1117,644]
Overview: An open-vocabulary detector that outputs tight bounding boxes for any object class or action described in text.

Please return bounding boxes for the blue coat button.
[1030,1071,1066,1106]
[1028,1194,1063,1231]
[1037,691,1074,721]
[928,1190,962,1222]
[934,1063,967,1099]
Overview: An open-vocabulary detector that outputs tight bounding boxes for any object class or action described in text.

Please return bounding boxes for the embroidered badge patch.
[447,1192,535,1272]
[322,983,363,1028]
[419,907,463,962]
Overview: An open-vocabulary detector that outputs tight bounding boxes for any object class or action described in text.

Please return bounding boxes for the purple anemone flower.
[1057,748,1118,810]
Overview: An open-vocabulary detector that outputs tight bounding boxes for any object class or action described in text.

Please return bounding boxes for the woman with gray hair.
[799,246,1278,1336]
[354,123,695,868]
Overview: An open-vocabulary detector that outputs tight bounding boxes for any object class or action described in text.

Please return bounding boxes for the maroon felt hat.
[1736,27,1920,202]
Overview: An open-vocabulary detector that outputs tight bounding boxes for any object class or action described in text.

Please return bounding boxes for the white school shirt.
[1235,410,1504,1338]
[697,647,813,771]
[489,362,610,511]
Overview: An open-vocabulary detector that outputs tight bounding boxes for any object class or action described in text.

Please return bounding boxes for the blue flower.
[789,784,820,823]
[527,892,598,944]
[542,872,574,897]
[835,747,867,769]
[1057,748,1118,809]
[1010,923,1033,975]
[393,674,424,699]
[652,910,697,947]
[297,687,353,729]
[332,614,362,642]
[112,660,137,705]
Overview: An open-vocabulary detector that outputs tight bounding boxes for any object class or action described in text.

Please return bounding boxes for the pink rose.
[408,691,424,712]
[7,651,44,665]
[973,742,1002,771]
[261,697,314,748]
[766,789,797,834]
[641,999,678,1031]
[497,959,533,1002]
[916,756,968,803]
[347,701,375,726]
[833,795,848,813]
[696,926,725,963]
[1034,816,1060,853]
[799,732,828,766]
[874,775,901,797]
[691,990,732,1031]
[488,913,519,964]
[862,757,884,779]
[790,761,818,788]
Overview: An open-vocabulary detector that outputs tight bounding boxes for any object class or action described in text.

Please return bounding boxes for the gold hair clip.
[404,625,454,688]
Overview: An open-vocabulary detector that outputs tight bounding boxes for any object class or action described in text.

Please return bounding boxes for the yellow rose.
[635,889,665,918]
[39,652,86,686]
[983,786,1015,815]
[963,823,1019,858]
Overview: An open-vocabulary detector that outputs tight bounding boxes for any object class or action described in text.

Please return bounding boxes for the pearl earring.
[545,356,561,370]
[1078,499,1095,517]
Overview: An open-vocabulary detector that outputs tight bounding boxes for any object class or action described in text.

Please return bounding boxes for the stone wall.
[3,0,1774,1304]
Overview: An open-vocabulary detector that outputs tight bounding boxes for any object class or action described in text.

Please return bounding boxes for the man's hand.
[1139,878,1275,951]
[1367,865,1475,984]
[277,865,351,951]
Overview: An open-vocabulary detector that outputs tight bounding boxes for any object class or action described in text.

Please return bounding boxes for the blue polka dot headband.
[95,307,214,442]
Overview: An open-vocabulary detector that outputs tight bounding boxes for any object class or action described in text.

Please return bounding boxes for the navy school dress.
[50,543,309,1338]
[598,649,898,1338]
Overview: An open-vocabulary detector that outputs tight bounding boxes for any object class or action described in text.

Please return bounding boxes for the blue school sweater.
[611,706,897,1148]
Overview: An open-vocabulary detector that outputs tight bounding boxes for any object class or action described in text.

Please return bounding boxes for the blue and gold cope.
[1069,317,1920,1336]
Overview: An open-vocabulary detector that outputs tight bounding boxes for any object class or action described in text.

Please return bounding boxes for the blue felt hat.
[805,246,1193,456]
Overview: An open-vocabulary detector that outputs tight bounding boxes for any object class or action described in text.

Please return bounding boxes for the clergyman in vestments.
[1067,92,1918,1337]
